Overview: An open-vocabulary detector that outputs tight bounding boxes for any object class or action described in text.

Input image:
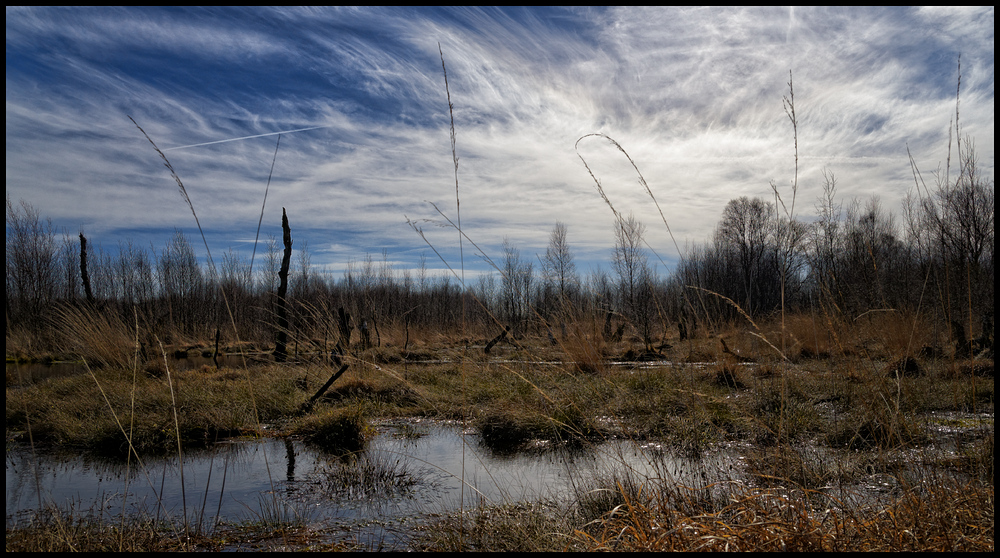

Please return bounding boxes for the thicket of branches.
[672,139,993,338]
[5,136,993,356]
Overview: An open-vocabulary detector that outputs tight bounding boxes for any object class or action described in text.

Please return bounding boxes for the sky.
[6,6,995,285]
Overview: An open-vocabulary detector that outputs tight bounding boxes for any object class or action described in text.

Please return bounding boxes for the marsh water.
[7,357,990,549]
[6,420,737,548]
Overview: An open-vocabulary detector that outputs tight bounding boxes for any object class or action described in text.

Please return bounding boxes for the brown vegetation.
[5,59,993,552]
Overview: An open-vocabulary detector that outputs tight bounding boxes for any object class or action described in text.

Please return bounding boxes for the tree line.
[670,139,993,345]
[6,140,992,354]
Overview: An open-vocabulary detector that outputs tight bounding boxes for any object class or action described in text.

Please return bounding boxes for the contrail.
[162,125,329,151]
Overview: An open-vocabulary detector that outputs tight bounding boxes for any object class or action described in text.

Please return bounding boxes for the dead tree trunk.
[79,232,95,305]
[370,308,381,347]
[301,364,350,413]
[360,319,371,349]
[337,307,353,349]
[485,325,510,354]
[213,326,221,369]
[274,208,293,363]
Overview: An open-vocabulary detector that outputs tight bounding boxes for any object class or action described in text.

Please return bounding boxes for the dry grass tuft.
[561,319,606,373]
[413,501,572,552]
[572,477,994,552]
[4,510,188,552]
[51,304,139,369]
[291,405,369,455]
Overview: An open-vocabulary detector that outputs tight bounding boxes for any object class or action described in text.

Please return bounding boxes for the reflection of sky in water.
[7,421,729,539]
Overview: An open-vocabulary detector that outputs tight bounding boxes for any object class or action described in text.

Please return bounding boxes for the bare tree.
[474,272,498,316]
[115,238,155,324]
[613,213,653,347]
[57,231,82,302]
[808,170,843,300]
[936,138,994,269]
[912,136,995,330]
[6,196,59,332]
[500,237,533,336]
[715,196,775,316]
[837,195,906,312]
[541,221,578,314]
[157,229,204,336]
[221,247,253,338]
[260,233,280,295]
[292,239,313,300]
[586,267,615,316]
[772,215,808,308]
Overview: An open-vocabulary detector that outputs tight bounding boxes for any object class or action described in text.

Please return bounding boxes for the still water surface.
[7,420,731,546]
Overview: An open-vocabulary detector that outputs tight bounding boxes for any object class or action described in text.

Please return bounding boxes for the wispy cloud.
[5,6,993,279]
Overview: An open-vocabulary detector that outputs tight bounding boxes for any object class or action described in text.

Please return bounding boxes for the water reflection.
[6,421,730,543]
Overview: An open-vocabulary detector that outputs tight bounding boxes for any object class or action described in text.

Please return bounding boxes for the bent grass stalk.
[129,116,289,541]
[435,43,473,535]
[159,341,188,533]
[130,116,254,372]
[249,133,281,276]
[410,44,583,535]
[82,350,185,542]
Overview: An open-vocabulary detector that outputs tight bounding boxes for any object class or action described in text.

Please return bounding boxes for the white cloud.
[6,7,993,278]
